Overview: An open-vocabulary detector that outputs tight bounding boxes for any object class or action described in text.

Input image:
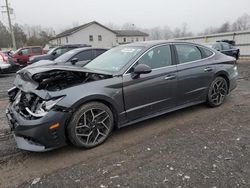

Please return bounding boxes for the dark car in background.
[11,46,45,66]
[0,51,20,74]
[28,44,91,64]
[27,47,108,69]
[204,41,240,60]
[6,41,238,152]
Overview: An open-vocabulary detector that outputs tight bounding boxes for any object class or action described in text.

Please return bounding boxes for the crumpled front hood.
[14,64,113,99]
[25,60,56,69]
[19,64,112,76]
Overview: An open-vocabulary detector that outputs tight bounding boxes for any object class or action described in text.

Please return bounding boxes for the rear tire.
[207,76,228,107]
[67,102,114,148]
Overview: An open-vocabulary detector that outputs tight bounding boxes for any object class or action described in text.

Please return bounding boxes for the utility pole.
[4,0,16,50]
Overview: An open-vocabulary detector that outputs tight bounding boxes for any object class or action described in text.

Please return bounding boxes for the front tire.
[207,76,228,107]
[67,102,114,148]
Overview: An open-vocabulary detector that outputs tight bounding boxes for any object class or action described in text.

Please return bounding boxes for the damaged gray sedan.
[6,41,238,151]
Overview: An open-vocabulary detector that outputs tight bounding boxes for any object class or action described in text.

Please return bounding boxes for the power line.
[1,0,16,50]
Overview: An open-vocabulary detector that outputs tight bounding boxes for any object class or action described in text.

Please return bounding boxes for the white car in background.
[0,51,11,73]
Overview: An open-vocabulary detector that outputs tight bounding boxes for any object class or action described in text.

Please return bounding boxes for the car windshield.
[55,50,77,63]
[47,48,56,55]
[85,46,143,73]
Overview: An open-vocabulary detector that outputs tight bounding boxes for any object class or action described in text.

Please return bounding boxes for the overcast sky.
[1,0,250,33]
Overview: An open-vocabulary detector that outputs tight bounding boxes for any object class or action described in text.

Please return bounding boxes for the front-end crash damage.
[6,66,113,151]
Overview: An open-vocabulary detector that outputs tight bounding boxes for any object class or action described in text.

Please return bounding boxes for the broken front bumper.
[6,103,71,152]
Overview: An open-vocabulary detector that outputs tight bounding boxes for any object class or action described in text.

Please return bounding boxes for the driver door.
[122,45,177,121]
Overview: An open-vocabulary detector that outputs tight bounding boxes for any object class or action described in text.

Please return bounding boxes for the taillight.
[0,54,4,62]
[3,56,7,62]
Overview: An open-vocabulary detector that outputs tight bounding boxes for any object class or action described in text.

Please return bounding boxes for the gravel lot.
[0,62,250,188]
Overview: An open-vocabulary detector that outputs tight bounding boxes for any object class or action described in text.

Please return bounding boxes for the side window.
[55,47,68,55]
[175,44,202,64]
[131,45,172,71]
[212,43,222,51]
[89,35,93,42]
[32,47,42,54]
[221,42,230,50]
[20,48,30,55]
[98,35,102,41]
[200,47,214,58]
[73,50,92,61]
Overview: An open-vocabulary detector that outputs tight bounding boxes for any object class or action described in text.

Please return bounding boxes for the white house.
[49,21,149,48]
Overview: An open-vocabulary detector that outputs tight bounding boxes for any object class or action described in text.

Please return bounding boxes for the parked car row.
[0,44,94,74]
[203,41,240,60]
[1,39,240,76]
[6,40,238,152]
[28,44,91,64]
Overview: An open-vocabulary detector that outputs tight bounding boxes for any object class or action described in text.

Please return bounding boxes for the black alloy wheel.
[67,102,114,148]
[207,76,228,107]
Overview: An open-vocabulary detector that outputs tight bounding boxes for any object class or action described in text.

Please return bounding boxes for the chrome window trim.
[174,43,215,66]
[123,43,215,76]
[123,44,173,76]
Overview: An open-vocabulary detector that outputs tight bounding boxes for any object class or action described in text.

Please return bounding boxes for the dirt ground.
[0,61,250,188]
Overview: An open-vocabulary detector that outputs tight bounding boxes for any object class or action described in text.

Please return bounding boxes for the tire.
[207,76,228,107]
[67,102,114,148]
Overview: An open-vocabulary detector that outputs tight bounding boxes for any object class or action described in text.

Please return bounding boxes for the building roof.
[51,21,117,40]
[114,30,149,37]
[50,21,149,40]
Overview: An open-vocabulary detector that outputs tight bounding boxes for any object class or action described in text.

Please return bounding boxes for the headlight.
[43,96,64,111]
[25,96,64,118]
[29,57,34,61]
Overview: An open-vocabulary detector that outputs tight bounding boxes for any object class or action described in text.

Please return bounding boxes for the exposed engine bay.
[32,70,112,91]
[9,69,112,119]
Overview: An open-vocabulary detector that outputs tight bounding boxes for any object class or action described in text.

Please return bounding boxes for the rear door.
[123,44,178,121]
[220,42,238,58]
[174,43,215,105]
[220,42,233,56]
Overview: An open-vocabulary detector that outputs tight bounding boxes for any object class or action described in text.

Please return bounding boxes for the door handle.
[204,67,213,72]
[164,74,177,80]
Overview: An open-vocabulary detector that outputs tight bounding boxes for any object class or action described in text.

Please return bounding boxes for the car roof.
[122,40,208,48]
[69,47,108,53]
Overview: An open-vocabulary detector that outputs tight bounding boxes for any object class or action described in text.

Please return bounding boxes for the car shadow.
[26,103,208,158]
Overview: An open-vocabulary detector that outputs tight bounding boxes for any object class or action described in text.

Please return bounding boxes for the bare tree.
[121,22,137,30]
[232,13,250,31]
[217,21,231,33]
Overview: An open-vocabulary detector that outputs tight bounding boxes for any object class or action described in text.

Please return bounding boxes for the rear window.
[32,47,42,54]
[221,42,230,50]
[201,47,214,58]
[73,50,92,61]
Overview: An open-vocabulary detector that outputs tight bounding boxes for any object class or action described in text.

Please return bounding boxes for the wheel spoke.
[98,128,106,137]
[76,133,90,137]
[86,131,93,144]
[94,111,106,119]
[93,132,99,143]
[75,107,111,145]
[76,125,89,129]
[90,109,95,121]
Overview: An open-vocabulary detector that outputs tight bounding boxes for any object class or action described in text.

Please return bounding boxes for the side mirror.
[18,51,23,55]
[132,64,152,79]
[52,51,57,55]
[70,58,79,65]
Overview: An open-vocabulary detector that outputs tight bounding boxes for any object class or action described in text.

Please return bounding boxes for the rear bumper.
[229,66,238,92]
[0,63,11,73]
[6,103,71,152]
